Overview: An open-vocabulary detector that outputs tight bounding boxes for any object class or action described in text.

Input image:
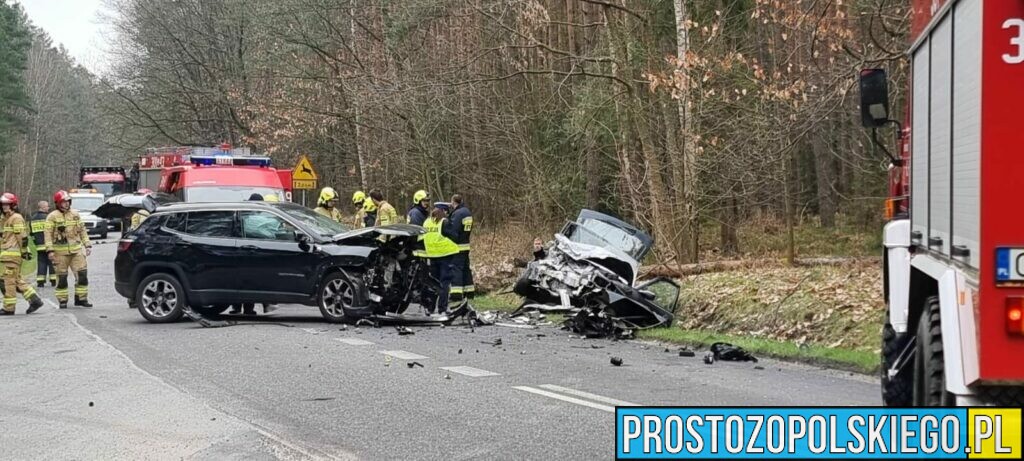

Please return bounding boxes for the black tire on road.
[135,273,186,323]
[913,296,955,406]
[881,320,912,406]
[318,271,359,323]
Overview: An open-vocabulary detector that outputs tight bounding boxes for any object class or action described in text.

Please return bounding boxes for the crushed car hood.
[331,224,425,243]
[554,234,638,284]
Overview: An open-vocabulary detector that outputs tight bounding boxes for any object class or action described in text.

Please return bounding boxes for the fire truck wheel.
[913,296,954,406]
[881,320,912,406]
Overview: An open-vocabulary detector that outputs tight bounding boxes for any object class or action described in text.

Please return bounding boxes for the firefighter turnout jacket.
[44,209,91,255]
[30,211,47,249]
[315,206,344,224]
[448,204,473,251]
[1,213,30,262]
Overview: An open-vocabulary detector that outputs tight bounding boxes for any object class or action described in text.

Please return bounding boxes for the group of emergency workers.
[1,190,93,315]
[313,186,473,315]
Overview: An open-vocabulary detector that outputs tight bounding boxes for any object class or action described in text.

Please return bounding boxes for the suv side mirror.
[296,233,311,252]
[859,68,890,128]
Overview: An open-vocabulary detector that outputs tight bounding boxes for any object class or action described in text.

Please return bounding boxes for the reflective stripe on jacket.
[423,218,459,258]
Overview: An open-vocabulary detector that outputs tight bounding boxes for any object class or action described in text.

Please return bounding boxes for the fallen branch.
[640,256,880,279]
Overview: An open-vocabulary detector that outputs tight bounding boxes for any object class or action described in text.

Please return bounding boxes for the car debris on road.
[512,210,680,339]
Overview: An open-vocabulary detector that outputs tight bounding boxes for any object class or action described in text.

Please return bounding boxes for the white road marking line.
[335,338,375,346]
[513,386,615,413]
[379,350,428,361]
[439,366,500,377]
[538,384,640,407]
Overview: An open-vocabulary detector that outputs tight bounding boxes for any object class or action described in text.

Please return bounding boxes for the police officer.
[369,189,398,226]
[314,187,344,223]
[129,188,153,232]
[422,204,459,315]
[45,190,92,309]
[1,193,44,315]
[407,190,429,226]
[447,194,474,300]
[31,200,56,287]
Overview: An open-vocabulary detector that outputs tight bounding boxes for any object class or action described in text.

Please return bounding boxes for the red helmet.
[137,188,153,194]
[54,190,71,205]
[0,193,17,206]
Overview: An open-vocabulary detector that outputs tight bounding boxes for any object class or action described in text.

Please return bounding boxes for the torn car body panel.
[514,210,678,336]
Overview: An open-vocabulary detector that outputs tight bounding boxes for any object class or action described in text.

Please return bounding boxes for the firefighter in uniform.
[45,190,92,309]
[422,204,459,315]
[360,194,378,228]
[129,188,153,231]
[369,189,398,226]
[1,193,44,315]
[407,190,429,226]
[314,187,344,223]
[447,194,474,300]
[31,200,56,287]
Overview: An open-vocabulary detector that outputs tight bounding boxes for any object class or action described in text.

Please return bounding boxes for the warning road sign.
[292,155,318,190]
[292,155,318,180]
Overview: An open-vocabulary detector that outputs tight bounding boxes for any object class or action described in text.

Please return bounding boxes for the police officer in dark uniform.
[30,201,56,287]
[447,194,474,301]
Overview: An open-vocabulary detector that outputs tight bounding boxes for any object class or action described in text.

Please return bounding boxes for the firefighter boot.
[75,298,93,308]
[74,270,92,307]
[26,294,44,314]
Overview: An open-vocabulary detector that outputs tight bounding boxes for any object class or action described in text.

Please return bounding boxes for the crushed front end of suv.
[98,197,471,324]
[514,209,679,338]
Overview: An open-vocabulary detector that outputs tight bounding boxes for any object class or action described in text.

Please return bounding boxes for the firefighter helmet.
[413,190,429,204]
[363,198,378,213]
[351,190,366,205]
[0,192,18,206]
[318,187,338,206]
[54,190,71,205]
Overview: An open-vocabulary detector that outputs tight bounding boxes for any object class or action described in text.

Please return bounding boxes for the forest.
[1,0,909,264]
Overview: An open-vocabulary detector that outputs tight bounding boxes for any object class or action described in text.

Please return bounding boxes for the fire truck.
[134,144,293,202]
[79,166,134,198]
[863,0,1024,406]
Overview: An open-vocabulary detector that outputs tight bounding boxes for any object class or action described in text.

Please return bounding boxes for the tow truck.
[136,144,292,202]
[863,0,1024,405]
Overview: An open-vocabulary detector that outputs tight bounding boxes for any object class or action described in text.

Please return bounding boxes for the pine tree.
[0,1,33,157]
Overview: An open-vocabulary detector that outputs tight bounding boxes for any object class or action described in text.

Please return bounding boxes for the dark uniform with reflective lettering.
[448,203,474,299]
[31,210,56,286]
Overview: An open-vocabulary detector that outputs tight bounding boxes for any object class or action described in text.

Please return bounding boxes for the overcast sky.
[17,0,112,74]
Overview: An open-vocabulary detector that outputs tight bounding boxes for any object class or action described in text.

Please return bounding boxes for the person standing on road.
[45,190,92,309]
[369,189,398,226]
[30,200,56,287]
[422,205,459,315]
[314,187,344,224]
[1,193,44,315]
[447,194,474,301]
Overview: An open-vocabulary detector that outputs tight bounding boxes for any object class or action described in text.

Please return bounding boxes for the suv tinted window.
[185,211,236,238]
[164,212,187,232]
[239,211,296,241]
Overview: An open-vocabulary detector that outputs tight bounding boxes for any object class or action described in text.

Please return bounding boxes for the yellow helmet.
[319,187,338,205]
[263,194,280,202]
[352,190,366,205]
[413,189,429,204]
[362,198,378,212]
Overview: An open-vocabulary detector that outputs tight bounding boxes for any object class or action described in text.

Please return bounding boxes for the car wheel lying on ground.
[513,209,679,338]
[99,197,476,325]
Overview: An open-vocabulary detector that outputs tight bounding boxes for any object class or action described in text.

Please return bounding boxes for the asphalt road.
[0,237,880,460]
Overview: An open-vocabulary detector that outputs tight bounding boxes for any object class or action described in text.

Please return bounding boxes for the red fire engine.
[863,0,1024,405]
[135,144,293,202]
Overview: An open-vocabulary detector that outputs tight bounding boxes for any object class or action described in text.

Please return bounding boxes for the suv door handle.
[240,245,260,251]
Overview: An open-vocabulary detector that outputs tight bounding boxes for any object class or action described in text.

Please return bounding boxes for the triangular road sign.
[293,155,318,180]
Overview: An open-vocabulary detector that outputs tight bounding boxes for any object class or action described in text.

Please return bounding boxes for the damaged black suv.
[111,200,439,323]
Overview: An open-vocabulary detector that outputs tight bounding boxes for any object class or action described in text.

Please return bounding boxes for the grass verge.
[637,328,878,375]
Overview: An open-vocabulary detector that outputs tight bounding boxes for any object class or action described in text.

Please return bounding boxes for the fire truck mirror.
[858,68,890,128]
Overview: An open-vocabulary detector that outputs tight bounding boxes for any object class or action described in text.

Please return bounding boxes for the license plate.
[995,248,1024,282]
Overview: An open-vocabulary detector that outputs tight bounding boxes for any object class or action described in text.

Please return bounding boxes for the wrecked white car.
[514,210,679,337]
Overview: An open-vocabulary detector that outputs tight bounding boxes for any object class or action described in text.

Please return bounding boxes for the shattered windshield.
[565,218,647,261]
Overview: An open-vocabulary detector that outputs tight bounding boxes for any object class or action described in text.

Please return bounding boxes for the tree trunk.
[812,120,837,227]
[672,0,699,263]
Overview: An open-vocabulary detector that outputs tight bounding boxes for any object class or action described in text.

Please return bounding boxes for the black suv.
[114,201,431,323]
